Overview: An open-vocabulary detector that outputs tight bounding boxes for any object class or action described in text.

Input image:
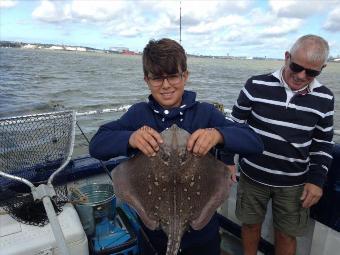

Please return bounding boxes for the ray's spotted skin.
[112,125,231,255]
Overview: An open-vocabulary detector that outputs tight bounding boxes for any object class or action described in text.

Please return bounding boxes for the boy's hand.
[129,126,163,157]
[187,128,223,156]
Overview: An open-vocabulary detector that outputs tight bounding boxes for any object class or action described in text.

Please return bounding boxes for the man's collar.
[272,67,322,93]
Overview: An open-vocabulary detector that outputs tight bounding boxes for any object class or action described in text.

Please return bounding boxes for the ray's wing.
[185,154,231,230]
[112,154,161,230]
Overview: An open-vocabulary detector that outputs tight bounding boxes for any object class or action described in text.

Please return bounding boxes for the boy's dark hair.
[142,38,187,77]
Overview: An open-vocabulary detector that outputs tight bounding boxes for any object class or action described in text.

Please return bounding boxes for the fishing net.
[0,185,69,226]
[0,111,75,226]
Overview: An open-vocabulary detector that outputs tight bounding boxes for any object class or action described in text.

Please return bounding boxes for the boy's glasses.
[288,54,322,77]
[147,73,183,87]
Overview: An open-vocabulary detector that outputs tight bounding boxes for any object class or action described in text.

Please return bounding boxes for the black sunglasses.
[288,54,322,77]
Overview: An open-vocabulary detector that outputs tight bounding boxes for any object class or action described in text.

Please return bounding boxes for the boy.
[89,38,263,255]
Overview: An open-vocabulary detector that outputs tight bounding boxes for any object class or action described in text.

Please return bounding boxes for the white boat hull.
[0,204,88,255]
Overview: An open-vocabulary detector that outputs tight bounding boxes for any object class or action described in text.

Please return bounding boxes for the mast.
[179,1,182,44]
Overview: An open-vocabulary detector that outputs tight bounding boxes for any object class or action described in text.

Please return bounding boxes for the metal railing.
[74,106,340,136]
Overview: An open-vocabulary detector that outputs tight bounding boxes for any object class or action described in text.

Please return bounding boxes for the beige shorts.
[235,173,309,237]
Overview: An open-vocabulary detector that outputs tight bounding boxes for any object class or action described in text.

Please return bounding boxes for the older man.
[231,35,334,255]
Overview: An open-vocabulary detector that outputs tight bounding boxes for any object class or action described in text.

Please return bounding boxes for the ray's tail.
[165,217,184,255]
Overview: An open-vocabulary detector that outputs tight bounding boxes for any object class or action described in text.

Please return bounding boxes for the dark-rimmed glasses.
[288,54,322,77]
[147,73,183,87]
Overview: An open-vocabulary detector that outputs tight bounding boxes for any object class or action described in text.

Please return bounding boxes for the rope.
[76,122,112,181]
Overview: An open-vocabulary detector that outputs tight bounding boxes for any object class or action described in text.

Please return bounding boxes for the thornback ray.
[112,124,231,255]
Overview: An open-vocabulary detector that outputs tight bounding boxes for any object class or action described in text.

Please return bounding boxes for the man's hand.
[187,128,223,156]
[227,165,238,183]
[300,183,323,208]
[129,126,163,157]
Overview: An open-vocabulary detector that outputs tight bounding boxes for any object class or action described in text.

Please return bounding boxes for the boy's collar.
[148,90,197,118]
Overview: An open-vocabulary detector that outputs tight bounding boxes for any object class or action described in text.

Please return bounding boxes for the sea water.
[1,48,339,155]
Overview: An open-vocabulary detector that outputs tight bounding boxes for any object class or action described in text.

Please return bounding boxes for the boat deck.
[221,231,243,255]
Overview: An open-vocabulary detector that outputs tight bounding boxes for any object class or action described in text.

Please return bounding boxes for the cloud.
[70,0,126,22]
[323,6,340,32]
[180,0,252,21]
[268,0,328,18]
[102,6,164,38]
[260,18,302,37]
[0,0,17,8]
[22,0,339,56]
[32,0,126,23]
[32,0,71,23]
[186,15,249,35]
[31,0,255,37]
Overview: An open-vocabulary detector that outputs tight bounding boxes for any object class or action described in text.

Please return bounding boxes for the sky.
[1,0,340,58]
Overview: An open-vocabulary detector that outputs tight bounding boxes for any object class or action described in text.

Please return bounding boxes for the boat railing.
[74,106,340,136]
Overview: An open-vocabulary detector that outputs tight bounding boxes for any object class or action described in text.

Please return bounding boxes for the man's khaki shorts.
[235,173,309,237]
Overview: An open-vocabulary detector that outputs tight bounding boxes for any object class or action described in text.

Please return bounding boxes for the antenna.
[180,1,182,44]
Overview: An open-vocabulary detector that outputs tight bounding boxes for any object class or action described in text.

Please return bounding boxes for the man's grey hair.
[290,34,329,64]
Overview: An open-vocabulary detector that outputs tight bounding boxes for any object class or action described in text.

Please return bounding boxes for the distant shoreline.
[1,40,339,62]
[0,40,282,61]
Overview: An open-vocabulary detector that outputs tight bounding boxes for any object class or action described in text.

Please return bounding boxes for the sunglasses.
[288,54,322,77]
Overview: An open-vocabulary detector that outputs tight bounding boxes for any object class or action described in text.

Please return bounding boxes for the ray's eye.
[179,150,188,165]
[160,151,171,164]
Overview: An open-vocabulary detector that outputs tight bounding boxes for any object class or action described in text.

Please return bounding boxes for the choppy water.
[1,48,339,155]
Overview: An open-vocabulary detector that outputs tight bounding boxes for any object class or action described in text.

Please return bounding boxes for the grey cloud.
[224,37,264,47]
[323,7,340,32]
[275,8,313,19]
[269,0,331,19]
[181,16,201,27]
[259,28,299,38]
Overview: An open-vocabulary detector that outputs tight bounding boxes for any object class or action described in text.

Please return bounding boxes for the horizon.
[1,0,340,58]
[0,40,287,59]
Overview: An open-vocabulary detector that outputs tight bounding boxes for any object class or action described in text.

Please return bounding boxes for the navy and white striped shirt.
[231,69,334,187]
